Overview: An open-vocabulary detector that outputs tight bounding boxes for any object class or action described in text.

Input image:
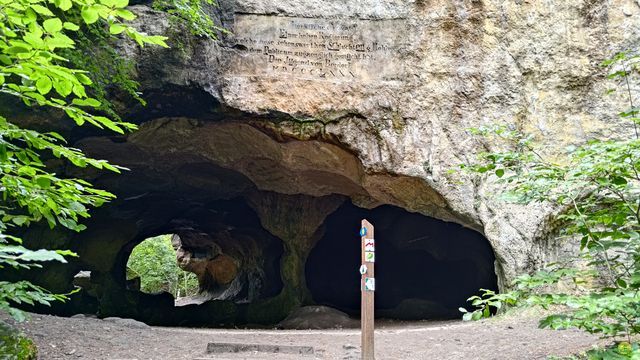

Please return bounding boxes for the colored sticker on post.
[365,251,375,263]
[364,277,375,291]
[364,238,375,252]
[359,264,368,275]
[360,227,367,237]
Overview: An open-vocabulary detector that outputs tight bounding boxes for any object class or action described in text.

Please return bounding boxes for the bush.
[126,235,199,299]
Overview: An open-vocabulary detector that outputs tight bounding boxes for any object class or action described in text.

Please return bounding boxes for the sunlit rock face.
[13,0,640,326]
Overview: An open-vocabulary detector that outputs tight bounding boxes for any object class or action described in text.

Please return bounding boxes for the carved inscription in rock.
[229,15,407,81]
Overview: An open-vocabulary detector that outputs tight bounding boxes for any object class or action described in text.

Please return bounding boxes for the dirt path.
[6,311,601,359]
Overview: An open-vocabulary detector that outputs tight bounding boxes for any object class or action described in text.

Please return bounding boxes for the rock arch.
[17,118,500,325]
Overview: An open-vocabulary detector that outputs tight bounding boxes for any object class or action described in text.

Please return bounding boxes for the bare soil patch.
[5,310,601,359]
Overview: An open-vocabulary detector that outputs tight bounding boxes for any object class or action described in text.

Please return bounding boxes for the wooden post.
[360,219,375,360]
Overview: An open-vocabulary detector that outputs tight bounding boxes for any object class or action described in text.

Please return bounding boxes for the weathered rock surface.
[119,0,640,286]
[277,306,358,329]
[103,317,150,329]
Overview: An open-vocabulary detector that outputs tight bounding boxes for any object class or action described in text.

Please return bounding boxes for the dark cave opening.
[117,198,285,308]
[306,201,498,320]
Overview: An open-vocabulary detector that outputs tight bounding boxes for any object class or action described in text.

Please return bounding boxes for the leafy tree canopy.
[0,0,175,321]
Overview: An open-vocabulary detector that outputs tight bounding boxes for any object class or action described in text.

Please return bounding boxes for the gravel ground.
[5,310,602,360]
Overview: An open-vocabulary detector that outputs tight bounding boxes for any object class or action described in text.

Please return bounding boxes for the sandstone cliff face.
[123,0,638,283]
[21,0,640,324]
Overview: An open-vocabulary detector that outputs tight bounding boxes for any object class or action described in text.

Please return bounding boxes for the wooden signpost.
[360,219,375,360]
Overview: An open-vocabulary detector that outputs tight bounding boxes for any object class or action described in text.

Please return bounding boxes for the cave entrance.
[56,121,501,325]
[125,234,199,304]
[118,197,285,313]
[306,201,498,320]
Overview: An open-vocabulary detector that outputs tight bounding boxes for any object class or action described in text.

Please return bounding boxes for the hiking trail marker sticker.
[360,227,367,237]
[360,219,375,360]
[364,238,375,252]
[365,251,375,263]
[359,264,368,275]
[364,277,376,291]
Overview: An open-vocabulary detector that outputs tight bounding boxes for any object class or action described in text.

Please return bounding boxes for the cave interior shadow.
[305,201,498,320]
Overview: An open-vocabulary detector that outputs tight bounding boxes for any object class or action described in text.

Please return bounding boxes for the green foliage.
[65,0,224,122]
[460,50,640,354]
[126,235,199,298]
[0,0,167,321]
[0,281,72,322]
[548,342,640,360]
[459,288,518,321]
[152,0,226,39]
[62,24,146,121]
[585,342,640,360]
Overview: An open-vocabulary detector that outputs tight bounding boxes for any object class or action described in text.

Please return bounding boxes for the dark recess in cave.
[306,201,498,320]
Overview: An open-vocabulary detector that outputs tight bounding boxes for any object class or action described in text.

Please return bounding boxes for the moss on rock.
[0,321,37,360]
